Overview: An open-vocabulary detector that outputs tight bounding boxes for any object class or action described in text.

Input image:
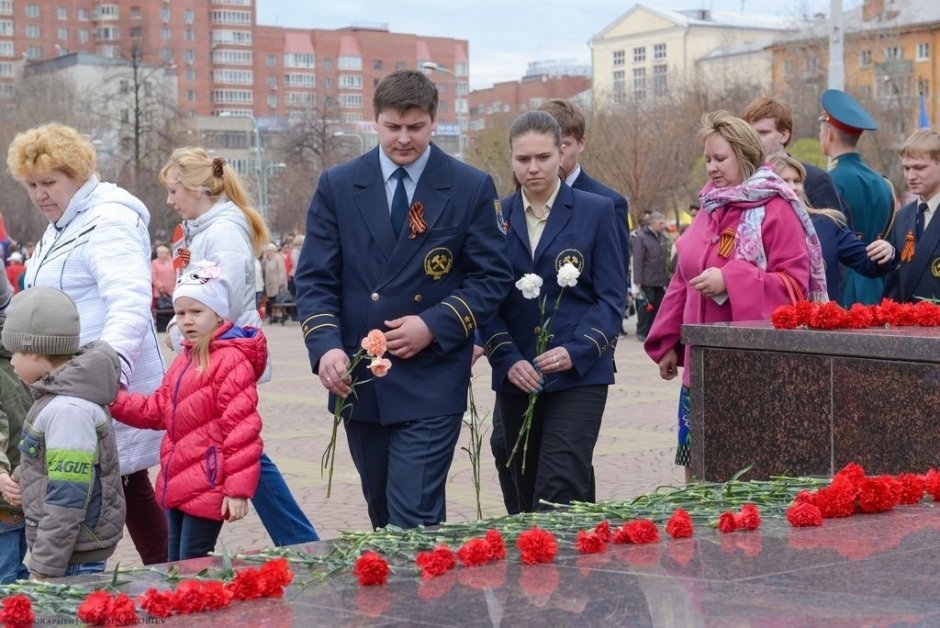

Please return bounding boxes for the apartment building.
[0,1,470,146]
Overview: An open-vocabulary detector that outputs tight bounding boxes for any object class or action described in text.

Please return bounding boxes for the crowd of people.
[0,67,937,582]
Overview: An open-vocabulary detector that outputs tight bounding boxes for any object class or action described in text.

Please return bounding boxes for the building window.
[860,50,871,67]
[339,93,363,108]
[884,46,902,60]
[439,101,448,113]
[612,69,625,104]
[214,49,252,65]
[185,49,196,64]
[613,50,624,66]
[0,62,13,77]
[436,82,446,93]
[633,67,646,100]
[78,29,88,43]
[284,73,315,88]
[78,9,89,20]
[338,56,362,71]
[26,45,41,59]
[186,69,196,81]
[373,59,383,70]
[57,27,68,41]
[456,81,468,96]
[0,2,13,16]
[161,28,171,41]
[807,56,821,73]
[211,30,252,46]
[184,9,194,24]
[267,54,277,67]
[160,7,170,23]
[917,42,930,61]
[267,75,276,88]
[284,52,315,68]
[455,63,468,77]
[323,57,333,70]
[185,30,195,42]
[0,20,11,37]
[918,79,929,96]
[267,94,277,108]
[186,89,196,101]
[633,47,646,63]
[653,64,668,97]
[25,4,39,18]
[57,7,67,19]
[323,77,333,89]
[0,41,12,55]
[161,48,173,63]
[213,69,253,85]
[286,92,315,106]
[25,25,40,39]
[129,6,141,19]
[653,43,666,60]
[339,75,362,89]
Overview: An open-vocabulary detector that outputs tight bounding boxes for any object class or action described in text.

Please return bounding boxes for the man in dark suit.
[294,70,513,529]
[884,128,940,302]
[742,97,844,211]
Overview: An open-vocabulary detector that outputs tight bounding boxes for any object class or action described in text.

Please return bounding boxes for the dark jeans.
[166,508,224,561]
[345,414,462,529]
[498,385,607,512]
[123,468,168,565]
[252,453,319,546]
[636,285,666,337]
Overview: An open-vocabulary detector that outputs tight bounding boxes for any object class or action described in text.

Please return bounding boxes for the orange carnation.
[361,329,387,358]
[367,357,392,377]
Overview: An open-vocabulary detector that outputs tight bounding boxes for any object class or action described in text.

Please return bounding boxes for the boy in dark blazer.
[885,128,940,303]
[294,70,512,529]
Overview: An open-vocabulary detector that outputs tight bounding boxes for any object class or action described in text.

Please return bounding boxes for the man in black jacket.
[632,212,668,340]
[743,97,843,211]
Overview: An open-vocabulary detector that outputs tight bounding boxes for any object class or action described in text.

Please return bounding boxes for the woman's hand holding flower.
[508,359,543,394]
[534,347,571,374]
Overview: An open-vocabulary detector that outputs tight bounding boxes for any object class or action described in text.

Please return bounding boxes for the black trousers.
[497,385,607,512]
[636,285,666,337]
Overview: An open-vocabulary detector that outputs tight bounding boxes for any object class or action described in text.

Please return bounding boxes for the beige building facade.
[590,4,791,106]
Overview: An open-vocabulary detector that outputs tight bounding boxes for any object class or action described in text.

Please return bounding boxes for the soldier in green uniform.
[819,89,894,306]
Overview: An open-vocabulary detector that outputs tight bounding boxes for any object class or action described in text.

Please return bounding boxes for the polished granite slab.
[56,504,940,626]
[684,321,940,481]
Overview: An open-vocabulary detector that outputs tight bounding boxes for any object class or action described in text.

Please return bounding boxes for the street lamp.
[219,111,265,217]
[420,62,466,159]
[333,131,365,154]
[262,162,287,219]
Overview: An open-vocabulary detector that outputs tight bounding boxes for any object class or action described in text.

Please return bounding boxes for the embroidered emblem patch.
[494,199,508,235]
[424,247,454,280]
[932,257,940,278]
[555,248,585,273]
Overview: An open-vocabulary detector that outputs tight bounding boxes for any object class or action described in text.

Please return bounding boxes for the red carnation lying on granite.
[354,551,390,586]
[516,527,558,564]
[576,530,606,554]
[787,502,823,527]
[666,508,694,539]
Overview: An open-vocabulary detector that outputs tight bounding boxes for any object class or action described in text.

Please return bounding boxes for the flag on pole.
[918,92,930,129]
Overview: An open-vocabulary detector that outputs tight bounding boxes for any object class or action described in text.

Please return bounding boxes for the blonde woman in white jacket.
[159,147,319,546]
[7,124,168,565]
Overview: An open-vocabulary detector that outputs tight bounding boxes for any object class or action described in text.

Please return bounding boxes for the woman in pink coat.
[111,262,265,560]
[644,111,827,479]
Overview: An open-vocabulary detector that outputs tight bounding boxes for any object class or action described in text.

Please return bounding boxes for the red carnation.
[139,588,175,619]
[594,520,612,543]
[815,483,856,518]
[576,530,606,554]
[794,491,817,506]
[771,305,800,329]
[925,469,940,501]
[353,551,389,586]
[834,462,866,487]
[890,302,919,326]
[227,566,264,600]
[717,512,736,533]
[173,580,209,614]
[485,529,506,561]
[612,524,631,544]
[77,591,112,626]
[0,594,35,626]
[736,504,761,531]
[417,545,456,578]
[858,476,900,513]
[793,301,817,326]
[457,538,491,567]
[516,527,557,564]
[666,509,694,539]
[787,502,823,527]
[108,593,139,626]
[625,519,660,544]
[913,301,940,326]
[897,473,925,505]
[845,303,875,329]
[809,301,848,329]
[201,580,233,610]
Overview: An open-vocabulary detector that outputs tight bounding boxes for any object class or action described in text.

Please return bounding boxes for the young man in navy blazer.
[294,70,513,529]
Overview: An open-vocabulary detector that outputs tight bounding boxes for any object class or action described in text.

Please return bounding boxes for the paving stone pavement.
[109,318,685,567]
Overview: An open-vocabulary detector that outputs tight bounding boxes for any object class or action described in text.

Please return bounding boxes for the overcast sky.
[258,0,857,89]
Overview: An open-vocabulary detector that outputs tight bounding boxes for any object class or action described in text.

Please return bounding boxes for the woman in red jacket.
[111,261,265,561]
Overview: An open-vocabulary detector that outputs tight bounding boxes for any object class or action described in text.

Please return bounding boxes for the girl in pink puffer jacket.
[111,262,265,561]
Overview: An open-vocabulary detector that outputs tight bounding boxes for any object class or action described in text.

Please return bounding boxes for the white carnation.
[515,273,543,299]
[557,262,580,288]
